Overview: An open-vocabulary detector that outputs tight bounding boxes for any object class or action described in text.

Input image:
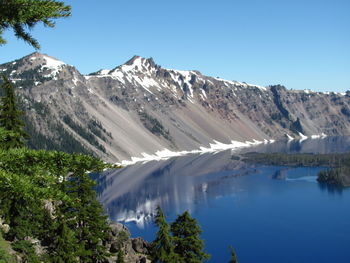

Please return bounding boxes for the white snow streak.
[286,134,294,141]
[119,139,266,166]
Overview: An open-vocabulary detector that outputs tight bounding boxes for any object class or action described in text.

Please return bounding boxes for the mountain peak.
[123,55,157,69]
[10,52,68,80]
[125,55,142,66]
[105,55,159,75]
[14,52,68,76]
[29,53,66,67]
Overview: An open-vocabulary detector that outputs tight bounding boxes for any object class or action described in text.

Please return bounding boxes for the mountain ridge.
[1,52,350,162]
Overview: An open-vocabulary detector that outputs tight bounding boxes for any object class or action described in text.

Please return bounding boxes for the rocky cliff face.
[1,53,350,162]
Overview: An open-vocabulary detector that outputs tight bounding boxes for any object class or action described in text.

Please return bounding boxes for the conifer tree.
[152,206,177,263]
[170,211,210,263]
[0,0,71,49]
[0,76,27,149]
[66,171,110,263]
[50,221,80,263]
[228,245,238,263]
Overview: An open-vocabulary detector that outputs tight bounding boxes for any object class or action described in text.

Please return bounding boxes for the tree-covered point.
[317,167,350,187]
[242,152,350,167]
[0,0,71,49]
[242,152,350,187]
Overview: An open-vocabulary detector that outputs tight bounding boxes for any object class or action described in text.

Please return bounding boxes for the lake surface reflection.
[96,137,350,263]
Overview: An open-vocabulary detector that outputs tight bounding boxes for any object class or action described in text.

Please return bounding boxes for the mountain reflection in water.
[96,136,350,227]
[96,150,251,227]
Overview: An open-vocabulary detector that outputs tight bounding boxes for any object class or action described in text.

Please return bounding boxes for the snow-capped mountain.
[1,52,350,162]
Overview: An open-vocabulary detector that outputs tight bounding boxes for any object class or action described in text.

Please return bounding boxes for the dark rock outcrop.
[106,222,151,263]
[132,237,151,254]
[272,169,287,180]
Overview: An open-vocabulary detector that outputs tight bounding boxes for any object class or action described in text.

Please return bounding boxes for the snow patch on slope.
[86,57,159,94]
[215,77,267,91]
[40,55,66,79]
[166,69,199,100]
[119,139,266,166]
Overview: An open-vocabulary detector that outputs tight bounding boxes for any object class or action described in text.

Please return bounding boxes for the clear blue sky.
[1,0,349,92]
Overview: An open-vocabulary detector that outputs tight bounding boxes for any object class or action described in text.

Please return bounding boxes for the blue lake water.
[96,137,350,263]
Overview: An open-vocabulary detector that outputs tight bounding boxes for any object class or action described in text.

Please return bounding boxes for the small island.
[242,152,350,187]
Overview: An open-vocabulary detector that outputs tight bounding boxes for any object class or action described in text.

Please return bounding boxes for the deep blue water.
[96,137,350,263]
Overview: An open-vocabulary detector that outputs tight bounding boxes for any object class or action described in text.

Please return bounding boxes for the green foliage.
[0,148,110,176]
[0,76,27,149]
[0,0,71,49]
[152,208,210,263]
[46,120,93,155]
[6,95,94,155]
[0,232,16,263]
[152,206,177,263]
[12,240,41,263]
[0,148,115,262]
[48,222,79,263]
[228,245,238,263]
[0,2,115,261]
[116,250,125,263]
[170,211,210,263]
[69,173,111,262]
[0,127,19,150]
[0,169,58,241]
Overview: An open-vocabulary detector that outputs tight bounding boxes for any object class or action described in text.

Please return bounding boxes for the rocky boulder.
[106,222,151,263]
[131,237,152,254]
